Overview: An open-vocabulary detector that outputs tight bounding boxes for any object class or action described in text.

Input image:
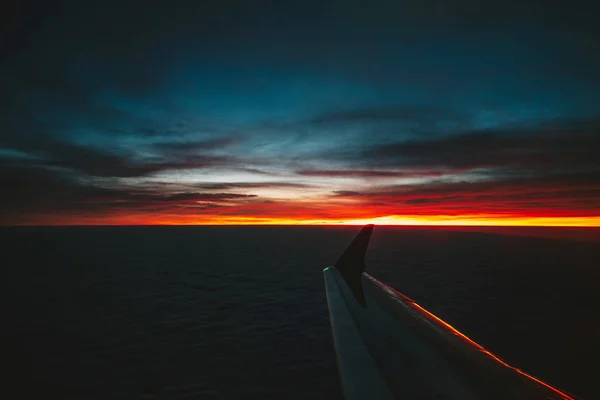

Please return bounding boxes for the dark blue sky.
[1,0,599,224]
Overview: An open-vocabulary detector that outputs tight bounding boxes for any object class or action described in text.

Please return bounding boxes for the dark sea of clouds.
[2,226,599,399]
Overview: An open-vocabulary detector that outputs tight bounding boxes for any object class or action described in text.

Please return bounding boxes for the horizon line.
[3,223,600,228]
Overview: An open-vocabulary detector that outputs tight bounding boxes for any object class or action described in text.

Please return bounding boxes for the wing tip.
[333,224,375,307]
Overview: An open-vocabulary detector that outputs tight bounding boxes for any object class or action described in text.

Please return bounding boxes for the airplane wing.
[324,224,577,400]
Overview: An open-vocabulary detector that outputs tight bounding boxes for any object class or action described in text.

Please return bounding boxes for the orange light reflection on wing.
[366,275,575,399]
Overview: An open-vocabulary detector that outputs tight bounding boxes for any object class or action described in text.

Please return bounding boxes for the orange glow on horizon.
[10,213,600,227]
[340,215,600,227]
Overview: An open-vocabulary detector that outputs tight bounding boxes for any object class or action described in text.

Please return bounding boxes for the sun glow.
[14,213,600,227]
[341,215,600,227]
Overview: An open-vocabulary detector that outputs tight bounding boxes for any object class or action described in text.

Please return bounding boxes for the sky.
[1,0,599,225]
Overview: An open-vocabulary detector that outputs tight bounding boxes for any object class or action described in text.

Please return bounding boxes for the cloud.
[332,190,362,196]
[1,1,600,225]
[0,160,263,223]
[159,192,256,202]
[309,106,467,131]
[189,182,314,190]
[329,171,600,216]
[2,114,599,223]
[158,136,243,152]
[296,168,447,178]
[0,140,235,179]
[332,117,600,173]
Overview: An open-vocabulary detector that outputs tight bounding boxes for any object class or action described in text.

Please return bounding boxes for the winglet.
[334,224,374,307]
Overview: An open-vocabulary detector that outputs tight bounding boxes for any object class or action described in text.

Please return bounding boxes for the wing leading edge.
[324,225,577,400]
